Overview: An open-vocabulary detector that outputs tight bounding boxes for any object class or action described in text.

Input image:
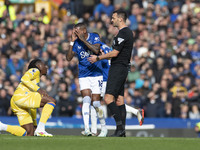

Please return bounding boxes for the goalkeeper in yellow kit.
[0,59,56,137]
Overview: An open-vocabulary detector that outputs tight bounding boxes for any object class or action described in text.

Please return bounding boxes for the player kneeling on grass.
[0,59,56,137]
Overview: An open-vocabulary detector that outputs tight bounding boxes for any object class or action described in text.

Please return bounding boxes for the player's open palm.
[74,29,85,42]
[71,29,77,42]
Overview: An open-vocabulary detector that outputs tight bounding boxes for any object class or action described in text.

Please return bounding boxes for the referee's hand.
[88,55,97,64]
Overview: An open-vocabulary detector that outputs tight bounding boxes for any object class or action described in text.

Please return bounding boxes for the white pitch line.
[97,124,155,130]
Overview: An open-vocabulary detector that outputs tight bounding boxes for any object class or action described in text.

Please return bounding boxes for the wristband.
[70,41,74,46]
[96,56,100,61]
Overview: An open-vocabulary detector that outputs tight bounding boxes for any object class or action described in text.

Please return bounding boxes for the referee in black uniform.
[88,9,134,137]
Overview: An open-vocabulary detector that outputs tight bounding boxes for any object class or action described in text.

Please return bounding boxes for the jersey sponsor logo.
[117,37,124,44]
[80,51,89,59]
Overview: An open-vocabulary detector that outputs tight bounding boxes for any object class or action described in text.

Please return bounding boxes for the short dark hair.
[28,59,42,70]
[74,22,87,29]
[113,9,127,22]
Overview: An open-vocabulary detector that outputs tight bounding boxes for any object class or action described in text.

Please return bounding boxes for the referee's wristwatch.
[96,56,100,61]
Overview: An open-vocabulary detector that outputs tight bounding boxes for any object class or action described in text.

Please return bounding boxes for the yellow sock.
[39,102,55,124]
[7,125,27,136]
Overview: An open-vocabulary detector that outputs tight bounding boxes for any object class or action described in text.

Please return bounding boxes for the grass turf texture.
[0,134,200,150]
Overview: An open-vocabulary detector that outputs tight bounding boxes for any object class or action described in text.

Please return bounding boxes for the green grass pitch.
[0,134,200,150]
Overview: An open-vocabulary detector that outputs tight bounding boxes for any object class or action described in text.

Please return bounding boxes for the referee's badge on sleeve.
[117,37,124,44]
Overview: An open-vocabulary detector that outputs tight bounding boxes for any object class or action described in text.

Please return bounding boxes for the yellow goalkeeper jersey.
[15,68,41,93]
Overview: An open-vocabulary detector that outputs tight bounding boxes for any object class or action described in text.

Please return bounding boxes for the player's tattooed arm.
[83,42,100,55]
[66,46,75,61]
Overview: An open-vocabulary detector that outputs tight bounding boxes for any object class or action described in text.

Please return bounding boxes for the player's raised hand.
[74,29,85,42]
[88,55,98,64]
[38,88,49,97]
[71,29,77,42]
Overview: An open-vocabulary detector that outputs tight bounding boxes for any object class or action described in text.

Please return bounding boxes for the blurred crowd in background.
[1,0,200,119]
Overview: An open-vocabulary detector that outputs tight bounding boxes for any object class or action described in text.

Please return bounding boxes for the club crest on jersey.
[78,46,81,49]
[94,37,99,42]
[29,69,36,75]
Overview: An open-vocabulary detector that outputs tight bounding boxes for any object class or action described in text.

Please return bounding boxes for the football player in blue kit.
[66,23,107,137]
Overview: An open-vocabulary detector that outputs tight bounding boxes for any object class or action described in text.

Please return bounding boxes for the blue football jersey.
[100,42,112,81]
[73,33,102,78]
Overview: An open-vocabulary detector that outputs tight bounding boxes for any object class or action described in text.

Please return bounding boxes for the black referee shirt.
[111,27,134,66]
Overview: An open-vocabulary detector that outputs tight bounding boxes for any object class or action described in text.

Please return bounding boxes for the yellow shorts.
[11,90,42,126]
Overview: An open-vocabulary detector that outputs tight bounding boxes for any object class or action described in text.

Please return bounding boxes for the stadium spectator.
[58,91,76,117]
[93,0,114,20]
[189,104,200,119]
[0,0,16,21]
[128,3,141,30]
[0,88,10,116]
[145,91,160,117]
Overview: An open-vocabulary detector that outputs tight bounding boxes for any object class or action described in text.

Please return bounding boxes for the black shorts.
[105,64,128,98]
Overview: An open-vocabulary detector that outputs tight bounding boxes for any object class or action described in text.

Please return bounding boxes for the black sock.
[118,104,126,130]
[107,102,123,130]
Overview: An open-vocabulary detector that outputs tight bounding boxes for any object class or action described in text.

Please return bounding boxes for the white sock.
[0,122,8,131]
[93,101,106,129]
[82,96,91,131]
[90,106,97,134]
[125,104,138,116]
[36,122,45,132]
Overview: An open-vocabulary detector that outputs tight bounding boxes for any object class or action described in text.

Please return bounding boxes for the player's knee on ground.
[22,125,34,136]
[26,128,34,136]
